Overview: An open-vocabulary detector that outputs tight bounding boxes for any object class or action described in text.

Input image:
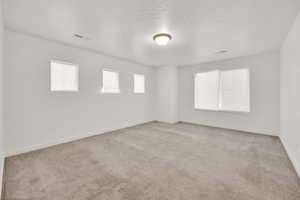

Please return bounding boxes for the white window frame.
[101,69,120,94]
[194,68,250,113]
[50,60,79,92]
[134,73,145,94]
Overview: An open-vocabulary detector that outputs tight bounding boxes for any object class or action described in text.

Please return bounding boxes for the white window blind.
[219,69,250,112]
[194,70,220,110]
[194,68,250,112]
[101,70,120,93]
[50,60,78,92]
[134,74,145,93]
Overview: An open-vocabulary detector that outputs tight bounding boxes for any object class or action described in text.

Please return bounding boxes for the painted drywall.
[280,11,300,176]
[0,0,4,195]
[156,66,179,123]
[179,51,280,136]
[4,30,156,156]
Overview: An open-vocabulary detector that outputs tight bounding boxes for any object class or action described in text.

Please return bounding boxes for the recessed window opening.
[101,70,120,94]
[50,60,79,92]
[134,74,145,93]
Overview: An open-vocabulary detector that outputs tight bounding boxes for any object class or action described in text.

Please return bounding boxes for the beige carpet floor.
[3,122,300,200]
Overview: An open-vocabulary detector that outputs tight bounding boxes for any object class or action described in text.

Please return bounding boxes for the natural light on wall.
[101,70,120,93]
[134,74,145,93]
[195,68,250,112]
[50,60,79,92]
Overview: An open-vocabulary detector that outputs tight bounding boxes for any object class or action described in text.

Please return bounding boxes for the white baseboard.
[155,120,179,124]
[179,120,278,136]
[280,136,300,178]
[5,120,154,157]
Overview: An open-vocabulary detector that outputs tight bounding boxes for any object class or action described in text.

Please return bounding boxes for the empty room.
[0,0,300,199]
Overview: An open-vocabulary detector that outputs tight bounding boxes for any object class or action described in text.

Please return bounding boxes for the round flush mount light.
[153,33,172,46]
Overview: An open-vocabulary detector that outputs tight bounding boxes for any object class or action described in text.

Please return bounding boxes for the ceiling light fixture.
[153,33,172,46]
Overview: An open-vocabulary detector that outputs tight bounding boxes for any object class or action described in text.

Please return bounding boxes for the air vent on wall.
[74,34,84,39]
[74,34,91,41]
[215,50,228,54]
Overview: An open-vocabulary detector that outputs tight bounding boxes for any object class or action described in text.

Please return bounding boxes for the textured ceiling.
[3,0,300,66]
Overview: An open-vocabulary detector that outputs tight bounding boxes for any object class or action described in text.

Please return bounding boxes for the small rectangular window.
[101,70,120,93]
[134,74,145,93]
[50,60,78,92]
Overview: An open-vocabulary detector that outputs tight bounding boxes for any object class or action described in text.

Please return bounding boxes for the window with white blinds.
[134,74,145,93]
[194,70,220,110]
[50,60,79,92]
[101,70,120,93]
[195,68,250,112]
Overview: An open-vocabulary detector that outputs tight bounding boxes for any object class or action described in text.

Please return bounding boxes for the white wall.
[156,66,179,123]
[280,11,300,176]
[179,51,280,136]
[4,30,156,156]
[0,0,4,195]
